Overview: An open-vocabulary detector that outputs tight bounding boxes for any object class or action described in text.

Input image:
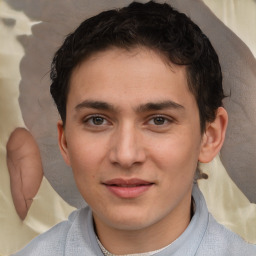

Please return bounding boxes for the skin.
[58,47,228,254]
[6,127,43,220]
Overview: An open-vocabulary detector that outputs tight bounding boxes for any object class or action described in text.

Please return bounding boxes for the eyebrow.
[75,100,184,113]
[137,100,185,112]
[75,100,115,111]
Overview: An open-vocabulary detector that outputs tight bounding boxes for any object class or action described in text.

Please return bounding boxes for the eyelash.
[83,115,110,126]
[147,115,174,126]
[82,114,174,129]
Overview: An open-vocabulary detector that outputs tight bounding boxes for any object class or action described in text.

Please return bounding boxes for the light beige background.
[1,0,255,255]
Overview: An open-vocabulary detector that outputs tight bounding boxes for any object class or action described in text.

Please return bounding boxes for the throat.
[97,236,169,256]
[93,196,194,255]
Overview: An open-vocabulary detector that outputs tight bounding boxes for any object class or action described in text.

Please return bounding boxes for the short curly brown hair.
[50,1,224,132]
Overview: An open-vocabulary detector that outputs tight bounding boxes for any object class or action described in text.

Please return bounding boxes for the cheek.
[66,135,110,192]
[150,133,200,176]
[67,144,101,203]
[67,133,107,169]
[66,145,98,189]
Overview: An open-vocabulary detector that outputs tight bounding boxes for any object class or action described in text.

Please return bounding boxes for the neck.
[93,195,192,255]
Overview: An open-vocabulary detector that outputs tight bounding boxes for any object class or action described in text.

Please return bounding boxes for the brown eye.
[92,116,105,125]
[83,115,109,126]
[153,116,166,125]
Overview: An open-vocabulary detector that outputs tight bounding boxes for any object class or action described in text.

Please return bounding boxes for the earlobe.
[57,121,71,166]
[199,107,228,163]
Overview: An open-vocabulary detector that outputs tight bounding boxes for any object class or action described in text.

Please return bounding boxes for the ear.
[199,107,228,163]
[57,121,71,166]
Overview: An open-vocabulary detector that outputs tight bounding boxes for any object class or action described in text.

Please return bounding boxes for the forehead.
[67,47,196,111]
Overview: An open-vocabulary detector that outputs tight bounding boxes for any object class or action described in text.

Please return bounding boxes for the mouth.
[102,178,154,199]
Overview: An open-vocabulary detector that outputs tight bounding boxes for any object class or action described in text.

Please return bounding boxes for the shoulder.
[197,210,256,255]
[13,208,90,256]
[192,186,256,255]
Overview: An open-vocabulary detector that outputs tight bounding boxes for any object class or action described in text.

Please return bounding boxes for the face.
[58,47,206,237]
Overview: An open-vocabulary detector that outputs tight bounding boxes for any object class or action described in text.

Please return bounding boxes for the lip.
[103,178,154,199]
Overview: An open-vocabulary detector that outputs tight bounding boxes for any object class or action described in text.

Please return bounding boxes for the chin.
[102,207,162,231]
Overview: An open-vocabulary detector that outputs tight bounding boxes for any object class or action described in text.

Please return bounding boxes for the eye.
[148,116,170,126]
[91,116,105,125]
[152,116,167,125]
[145,115,176,132]
[83,115,109,126]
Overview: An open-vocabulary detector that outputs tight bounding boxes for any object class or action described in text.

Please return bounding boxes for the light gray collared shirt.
[13,185,256,255]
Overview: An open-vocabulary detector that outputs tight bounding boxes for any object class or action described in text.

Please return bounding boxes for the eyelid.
[146,114,175,124]
[83,114,111,126]
[143,115,176,133]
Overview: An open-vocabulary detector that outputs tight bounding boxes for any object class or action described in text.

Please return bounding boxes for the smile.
[103,178,154,199]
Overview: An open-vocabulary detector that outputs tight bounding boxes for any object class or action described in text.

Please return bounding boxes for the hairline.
[63,45,206,132]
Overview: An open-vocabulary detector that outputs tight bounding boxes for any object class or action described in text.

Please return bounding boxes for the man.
[14,1,256,255]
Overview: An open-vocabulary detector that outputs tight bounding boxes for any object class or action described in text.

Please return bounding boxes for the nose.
[109,124,146,169]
